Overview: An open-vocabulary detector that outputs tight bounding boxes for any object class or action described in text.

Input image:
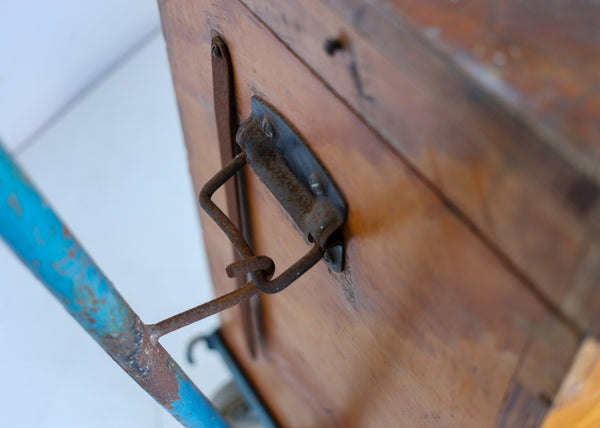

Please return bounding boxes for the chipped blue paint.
[0,144,230,428]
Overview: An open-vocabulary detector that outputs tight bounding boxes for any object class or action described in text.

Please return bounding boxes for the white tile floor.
[0,34,230,427]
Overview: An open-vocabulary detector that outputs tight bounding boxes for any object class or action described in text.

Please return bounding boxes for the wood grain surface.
[239,0,600,335]
[158,0,580,426]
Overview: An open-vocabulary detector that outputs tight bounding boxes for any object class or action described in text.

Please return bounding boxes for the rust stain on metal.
[62,225,72,239]
[101,318,181,409]
[7,193,22,217]
[226,255,275,280]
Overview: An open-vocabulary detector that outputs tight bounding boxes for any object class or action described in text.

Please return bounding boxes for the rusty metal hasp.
[200,95,347,294]
[128,37,348,345]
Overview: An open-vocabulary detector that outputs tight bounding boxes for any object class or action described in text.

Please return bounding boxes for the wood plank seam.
[495,335,535,427]
[324,0,600,188]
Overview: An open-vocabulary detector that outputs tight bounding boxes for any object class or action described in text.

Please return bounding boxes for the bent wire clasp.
[148,96,347,342]
[200,94,348,289]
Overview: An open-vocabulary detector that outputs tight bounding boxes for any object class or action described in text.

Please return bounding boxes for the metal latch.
[143,36,347,347]
[200,96,347,294]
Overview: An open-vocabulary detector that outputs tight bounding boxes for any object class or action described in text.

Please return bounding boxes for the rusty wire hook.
[199,151,326,295]
[147,151,326,342]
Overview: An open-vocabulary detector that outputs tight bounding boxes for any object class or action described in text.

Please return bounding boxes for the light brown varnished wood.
[239,0,600,335]
[158,0,579,426]
[542,338,600,428]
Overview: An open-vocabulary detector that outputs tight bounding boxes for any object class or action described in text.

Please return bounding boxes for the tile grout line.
[13,26,162,158]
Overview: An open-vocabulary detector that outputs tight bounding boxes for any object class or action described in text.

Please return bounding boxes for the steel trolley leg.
[0,143,231,428]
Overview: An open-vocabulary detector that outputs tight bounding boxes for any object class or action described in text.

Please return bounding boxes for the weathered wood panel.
[387,0,600,167]
[158,0,579,426]
[239,0,600,333]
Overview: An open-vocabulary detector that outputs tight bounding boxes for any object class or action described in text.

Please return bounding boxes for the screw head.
[309,173,324,196]
[212,45,222,58]
[262,118,274,138]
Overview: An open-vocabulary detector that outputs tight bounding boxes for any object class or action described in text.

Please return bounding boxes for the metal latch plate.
[236,96,347,271]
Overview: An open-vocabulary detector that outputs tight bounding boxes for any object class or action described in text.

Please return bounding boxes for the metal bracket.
[238,97,347,271]
[200,96,347,294]
[211,35,262,358]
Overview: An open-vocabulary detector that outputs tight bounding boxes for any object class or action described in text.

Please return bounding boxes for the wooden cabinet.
[159,0,599,425]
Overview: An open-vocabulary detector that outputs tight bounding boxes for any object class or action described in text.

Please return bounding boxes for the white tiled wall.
[0,29,230,428]
[0,1,160,151]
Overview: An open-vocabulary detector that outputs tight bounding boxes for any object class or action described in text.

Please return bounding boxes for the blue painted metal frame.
[0,144,231,428]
